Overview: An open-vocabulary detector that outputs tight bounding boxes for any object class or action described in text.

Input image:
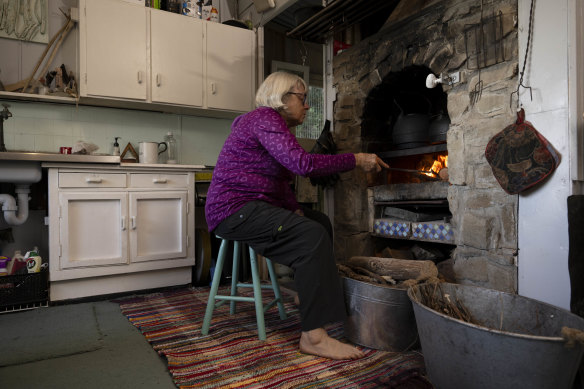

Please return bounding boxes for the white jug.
[139,142,167,164]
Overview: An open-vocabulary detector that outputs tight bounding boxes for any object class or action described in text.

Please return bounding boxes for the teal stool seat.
[201,238,288,341]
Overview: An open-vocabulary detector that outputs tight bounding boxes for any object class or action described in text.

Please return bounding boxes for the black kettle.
[428,111,450,144]
[391,98,430,149]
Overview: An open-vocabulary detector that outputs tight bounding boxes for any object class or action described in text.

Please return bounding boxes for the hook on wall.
[510,83,532,110]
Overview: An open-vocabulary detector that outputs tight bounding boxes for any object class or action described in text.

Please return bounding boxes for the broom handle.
[21,13,72,93]
[36,18,75,90]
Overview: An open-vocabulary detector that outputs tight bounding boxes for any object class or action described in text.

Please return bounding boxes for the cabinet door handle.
[137,71,143,84]
[85,177,102,183]
[153,178,168,184]
[156,73,161,87]
[121,216,126,231]
[211,82,217,95]
[131,216,136,230]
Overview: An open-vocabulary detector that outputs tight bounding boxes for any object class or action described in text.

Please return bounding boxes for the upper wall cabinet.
[206,22,255,112]
[82,0,148,101]
[150,11,204,107]
[78,0,255,115]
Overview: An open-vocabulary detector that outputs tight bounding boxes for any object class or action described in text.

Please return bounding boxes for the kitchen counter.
[0,151,120,164]
[120,162,207,170]
[1,152,209,170]
[41,162,207,171]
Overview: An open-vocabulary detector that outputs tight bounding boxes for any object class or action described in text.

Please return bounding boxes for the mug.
[59,147,72,154]
[139,142,167,164]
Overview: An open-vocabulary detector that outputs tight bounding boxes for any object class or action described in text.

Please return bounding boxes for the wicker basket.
[0,271,49,308]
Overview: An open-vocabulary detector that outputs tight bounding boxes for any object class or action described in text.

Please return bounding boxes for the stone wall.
[331,0,519,293]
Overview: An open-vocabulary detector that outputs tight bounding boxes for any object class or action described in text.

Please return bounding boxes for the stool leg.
[201,238,228,335]
[249,248,267,341]
[265,258,288,320]
[229,241,240,315]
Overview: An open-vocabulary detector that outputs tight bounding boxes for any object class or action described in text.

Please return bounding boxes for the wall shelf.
[377,143,447,159]
[0,91,241,120]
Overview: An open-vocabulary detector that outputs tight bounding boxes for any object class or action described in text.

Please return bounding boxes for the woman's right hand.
[354,153,389,173]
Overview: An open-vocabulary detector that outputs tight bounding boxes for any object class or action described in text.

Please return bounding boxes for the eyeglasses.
[286,92,308,104]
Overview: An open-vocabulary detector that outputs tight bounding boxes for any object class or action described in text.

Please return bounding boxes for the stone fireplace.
[331,0,519,293]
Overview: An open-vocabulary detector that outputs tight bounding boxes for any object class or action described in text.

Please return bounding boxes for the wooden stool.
[201,238,288,340]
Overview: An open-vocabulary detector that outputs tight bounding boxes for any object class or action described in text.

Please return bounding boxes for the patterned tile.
[373,219,410,238]
[412,222,454,242]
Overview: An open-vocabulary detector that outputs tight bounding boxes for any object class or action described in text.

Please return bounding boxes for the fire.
[419,154,448,177]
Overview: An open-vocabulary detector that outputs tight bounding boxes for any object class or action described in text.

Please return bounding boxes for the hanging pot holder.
[485,108,561,194]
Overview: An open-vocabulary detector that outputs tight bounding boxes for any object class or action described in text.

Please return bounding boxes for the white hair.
[255,71,307,110]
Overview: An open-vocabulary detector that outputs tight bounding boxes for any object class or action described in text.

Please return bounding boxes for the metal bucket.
[408,282,584,389]
[343,277,418,351]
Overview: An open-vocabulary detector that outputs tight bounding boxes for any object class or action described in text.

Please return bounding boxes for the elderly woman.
[205,71,388,360]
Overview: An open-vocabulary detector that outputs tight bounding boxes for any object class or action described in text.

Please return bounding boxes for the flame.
[420,154,448,177]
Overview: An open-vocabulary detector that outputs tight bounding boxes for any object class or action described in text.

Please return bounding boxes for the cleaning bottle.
[7,250,25,275]
[113,137,121,156]
[164,131,178,164]
[24,248,41,273]
[0,256,9,276]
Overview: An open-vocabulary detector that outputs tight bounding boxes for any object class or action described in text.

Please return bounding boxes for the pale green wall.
[2,101,232,166]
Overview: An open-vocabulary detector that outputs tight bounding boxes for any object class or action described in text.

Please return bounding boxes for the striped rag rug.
[116,286,432,389]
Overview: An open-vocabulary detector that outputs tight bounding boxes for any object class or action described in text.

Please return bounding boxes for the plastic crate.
[0,271,49,308]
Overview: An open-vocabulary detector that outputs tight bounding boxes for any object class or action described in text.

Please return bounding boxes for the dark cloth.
[214,201,345,332]
[568,195,584,318]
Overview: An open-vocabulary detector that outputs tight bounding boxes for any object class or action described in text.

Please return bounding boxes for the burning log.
[346,256,438,282]
[439,167,449,181]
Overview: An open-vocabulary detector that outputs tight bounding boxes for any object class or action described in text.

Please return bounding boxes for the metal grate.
[287,0,400,43]
[464,11,506,70]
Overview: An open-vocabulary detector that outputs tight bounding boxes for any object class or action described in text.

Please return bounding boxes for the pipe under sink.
[0,161,42,225]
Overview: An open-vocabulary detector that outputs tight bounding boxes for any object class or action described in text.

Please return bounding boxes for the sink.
[0,151,120,164]
[0,160,42,183]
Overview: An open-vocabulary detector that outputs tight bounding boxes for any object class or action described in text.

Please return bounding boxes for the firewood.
[381,275,398,285]
[346,256,438,281]
[351,265,390,285]
[337,264,380,284]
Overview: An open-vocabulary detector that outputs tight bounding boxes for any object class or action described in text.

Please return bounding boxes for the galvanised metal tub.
[408,282,584,389]
[343,276,418,351]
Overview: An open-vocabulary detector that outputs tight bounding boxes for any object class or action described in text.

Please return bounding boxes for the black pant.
[213,201,346,331]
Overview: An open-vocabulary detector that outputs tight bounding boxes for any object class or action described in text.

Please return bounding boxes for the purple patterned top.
[205,106,356,232]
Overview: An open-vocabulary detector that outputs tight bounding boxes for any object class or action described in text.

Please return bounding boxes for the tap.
[0,104,12,152]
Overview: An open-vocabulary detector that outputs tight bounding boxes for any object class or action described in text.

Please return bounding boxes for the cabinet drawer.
[129,173,188,188]
[59,172,127,188]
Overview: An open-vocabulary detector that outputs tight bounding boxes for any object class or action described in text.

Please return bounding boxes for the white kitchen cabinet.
[58,190,188,269]
[150,10,204,106]
[81,0,148,100]
[206,22,255,112]
[47,165,198,301]
[129,191,188,262]
[59,191,129,268]
[79,0,253,112]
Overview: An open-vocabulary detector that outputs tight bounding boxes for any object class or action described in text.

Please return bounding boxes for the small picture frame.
[121,142,139,163]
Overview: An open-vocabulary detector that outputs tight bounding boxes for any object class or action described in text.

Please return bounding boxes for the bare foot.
[299,328,364,360]
[293,294,300,306]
